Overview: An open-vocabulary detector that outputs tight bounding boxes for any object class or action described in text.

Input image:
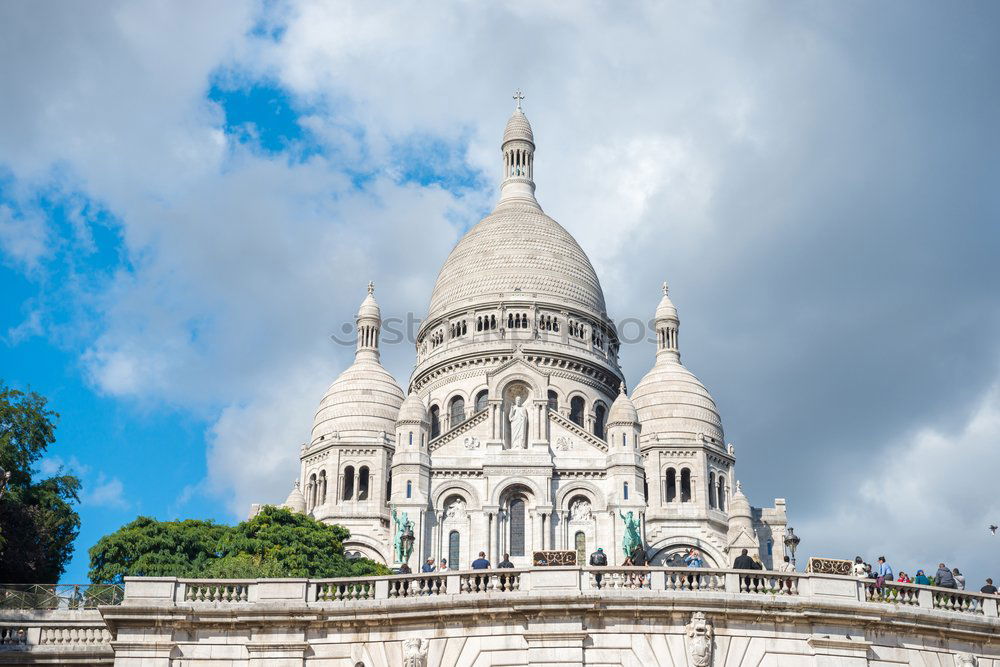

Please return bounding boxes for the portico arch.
[647,537,725,569]
[432,480,482,511]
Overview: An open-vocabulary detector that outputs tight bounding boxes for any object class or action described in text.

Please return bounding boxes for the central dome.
[426,203,608,320]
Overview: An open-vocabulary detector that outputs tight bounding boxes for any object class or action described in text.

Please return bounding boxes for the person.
[398,562,412,574]
[497,553,514,590]
[439,558,448,571]
[778,555,795,573]
[953,568,966,590]
[734,548,755,591]
[498,553,514,569]
[914,569,931,586]
[421,558,435,573]
[980,578,997,595]
[685,548,704,568]
[630,544,648,566]
[472,551,490,569]
[750,554,764,590]
[590,547,608,588]
[897,572,912,583]
[935,563,957,589]
[875,556,893,588]
[853,556,867,578]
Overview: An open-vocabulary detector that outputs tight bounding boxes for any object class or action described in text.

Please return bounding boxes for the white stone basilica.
[271,98,789,570]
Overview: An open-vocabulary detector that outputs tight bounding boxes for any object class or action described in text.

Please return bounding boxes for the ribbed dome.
[281,483,306,514]
[632,357,724,444]
[503,108,534,144]
[396,392,428,424]
[357,289,380,320]
[608,384,638,424]
[311,359,405,443]
[427,204,608,320]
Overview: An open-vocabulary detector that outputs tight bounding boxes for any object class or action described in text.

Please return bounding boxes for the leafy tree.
[0,383,81,583]
[89,506,389,583]
[87,517,228,584]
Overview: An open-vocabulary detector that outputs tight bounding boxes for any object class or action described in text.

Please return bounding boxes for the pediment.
[428,409,490,455]
[549,410,608,456]
[727,528,759,550]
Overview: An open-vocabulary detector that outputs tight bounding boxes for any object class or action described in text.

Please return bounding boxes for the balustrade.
[316,579,377,602]
[182,581,251,603]
[38,626,111,646]
[387,574,447,598]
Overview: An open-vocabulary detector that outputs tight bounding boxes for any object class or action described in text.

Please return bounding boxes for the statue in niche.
[685,612,714,666]
[402,638,428,667]
[445,498,466,520]
[570,499,592,522]
[508,395,529,449]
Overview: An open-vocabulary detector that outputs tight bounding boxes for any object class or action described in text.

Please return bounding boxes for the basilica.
[268,98,789,570]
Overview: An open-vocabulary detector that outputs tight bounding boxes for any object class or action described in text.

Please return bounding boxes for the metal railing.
[0,584,124,610]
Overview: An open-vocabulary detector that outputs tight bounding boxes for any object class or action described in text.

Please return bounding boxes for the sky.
[0,1,998,585]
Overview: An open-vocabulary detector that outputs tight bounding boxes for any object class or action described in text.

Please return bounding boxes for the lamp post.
[784,527,801,568]
[400,528,415,565]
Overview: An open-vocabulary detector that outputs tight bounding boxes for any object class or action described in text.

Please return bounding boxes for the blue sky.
[1,1,999,585]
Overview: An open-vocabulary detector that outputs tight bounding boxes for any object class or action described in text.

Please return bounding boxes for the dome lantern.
[655,281,680,360]
[356,281,382,362]
[498,89,539,209]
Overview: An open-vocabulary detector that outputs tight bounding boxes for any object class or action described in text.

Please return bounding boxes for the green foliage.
[89,506,389,583]
[0,383,81,583]
[87,517,228,584]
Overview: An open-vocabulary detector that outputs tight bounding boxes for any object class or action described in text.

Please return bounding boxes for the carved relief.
[445,498,467,521]
[569,499,592,522]
[463,436,481,449]
[556,436,574,451]
[955,653,977,667]
[402,638,428,667]
[685,612,713,667]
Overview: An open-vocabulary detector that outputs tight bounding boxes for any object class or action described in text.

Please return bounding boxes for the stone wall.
[2,569,997,665]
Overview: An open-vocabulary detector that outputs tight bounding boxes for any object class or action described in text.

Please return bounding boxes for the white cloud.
[800,383,1000,583]
[0,203,49,273]
[83,474,129,510]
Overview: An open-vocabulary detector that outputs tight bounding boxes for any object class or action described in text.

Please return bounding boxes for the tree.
[0,383,81,583]
[88,506,389,583]
[87,517,228,584]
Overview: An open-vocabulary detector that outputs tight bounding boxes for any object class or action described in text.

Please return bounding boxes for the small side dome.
[655,282,678,322]
[608,383,639,424]
[632,359,724,444]
[281,481,306,514]
[311,360,404,442]
[357,281,380,320]
[396,392,428,425]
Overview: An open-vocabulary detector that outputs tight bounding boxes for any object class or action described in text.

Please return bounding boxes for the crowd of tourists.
[849,555,995,593]
[397,549,995,596]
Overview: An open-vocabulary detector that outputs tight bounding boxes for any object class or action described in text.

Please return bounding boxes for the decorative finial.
[662,281,669,296]
[513,89,524,111]
[367,281,375,295]
[736,480,743,494]
[619,381,626,395]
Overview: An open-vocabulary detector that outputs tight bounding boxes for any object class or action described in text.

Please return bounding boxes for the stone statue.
[955,653,978,667]
[619,510,642,558]
[508,395,529,449]
[685,612,714,666]
[392,508,414,564]
[445,498,466,520]
[402,637,428,667]
[570,499,592,522]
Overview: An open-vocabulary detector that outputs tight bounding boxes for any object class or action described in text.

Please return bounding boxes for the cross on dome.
[367,281,375,295]
[662,281,669,295]
[513,89,524,110]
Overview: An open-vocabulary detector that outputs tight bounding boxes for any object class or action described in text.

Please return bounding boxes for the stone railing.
[0,609,113,660]
[118,567,1000,618]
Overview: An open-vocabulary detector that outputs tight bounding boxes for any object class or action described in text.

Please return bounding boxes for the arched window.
[623,482,629,500]
[622,433,626,448]
[429,405,441,439]
[385,471,391,501]
[342,466,355,501]
[490,315,496,329]
[507,313,514,328]
[708,472,717,509]
[449,531,460,570]
[666,468,676,502]
[717,477,726,511]
[570,396,585,427]
[358,466,370,500]
[509,498,526,557]
[547,390,558,411]
[475,390,488,413]
[643,477,648,501]
[575,531,586,566]
[406,480,412,499]
[594,403,607,440]
[449,396,465,427]
[680,469,692,502]
[319,470,327,504]
[408,431,413,447]
[308,473,317,508]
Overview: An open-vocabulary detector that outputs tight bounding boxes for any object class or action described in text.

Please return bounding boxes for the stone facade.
[5,569,998,666]
[263,99,788,570]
